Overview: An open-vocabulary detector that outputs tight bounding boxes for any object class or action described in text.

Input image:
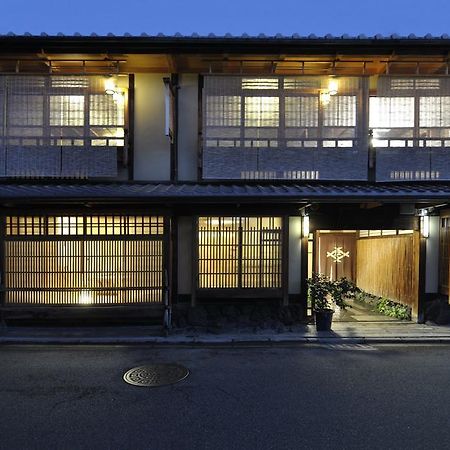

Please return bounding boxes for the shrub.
[354,291,411,320]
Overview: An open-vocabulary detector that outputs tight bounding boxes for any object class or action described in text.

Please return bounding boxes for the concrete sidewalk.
[1,321,450,345]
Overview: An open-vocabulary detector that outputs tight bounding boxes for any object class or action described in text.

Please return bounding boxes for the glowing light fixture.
[328,78,339,96]
[104,77,116,95]
[302,215,310,238]
[320,90,331,106]
[79,291,93,305]
[112,91,125,105]
[319,78,339,106]
[419,211,430,238]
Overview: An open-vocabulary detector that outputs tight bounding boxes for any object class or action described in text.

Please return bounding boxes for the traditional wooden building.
[0,32,449,324]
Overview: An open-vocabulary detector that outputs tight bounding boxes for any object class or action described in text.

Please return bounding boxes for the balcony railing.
[203,137,367,180]
[0,144,120,178]
[374,138,450,181]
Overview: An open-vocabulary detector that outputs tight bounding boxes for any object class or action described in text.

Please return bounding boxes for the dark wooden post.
[418,234,427,323]
[282,215,289,306]
[169,215,178,306]
[0,214,6,325]
[191,216,198,307]
[169,73,179,182]
[197,76,204,181]
[127,74,135,181]
[300,232,309,319]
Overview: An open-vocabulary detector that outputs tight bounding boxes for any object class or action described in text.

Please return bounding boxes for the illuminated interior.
[4,215,164,305]
[198,216,282,289]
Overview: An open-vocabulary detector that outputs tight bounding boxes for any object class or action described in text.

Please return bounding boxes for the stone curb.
[2,336,450,345]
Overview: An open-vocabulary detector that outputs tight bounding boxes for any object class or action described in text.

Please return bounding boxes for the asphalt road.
[0,344,450,450]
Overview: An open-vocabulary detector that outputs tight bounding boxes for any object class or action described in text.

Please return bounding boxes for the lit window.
[285,97,318,128]
[369,97,415,129]
[50,95,85,127]
[206,96,241,127]
[420,96,450,127]
[245,97,279,127]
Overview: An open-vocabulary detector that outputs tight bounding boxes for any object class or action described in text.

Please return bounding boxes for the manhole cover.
[123,364,189,387]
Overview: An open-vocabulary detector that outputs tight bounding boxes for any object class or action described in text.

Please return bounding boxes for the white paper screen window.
[244,97,279,127]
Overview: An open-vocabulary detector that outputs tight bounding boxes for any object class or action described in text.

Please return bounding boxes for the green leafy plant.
[375,297,411,320]
[354,291,411,320]
[307,274,359,312]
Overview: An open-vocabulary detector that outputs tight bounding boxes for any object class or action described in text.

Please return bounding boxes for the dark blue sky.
[1,0,449,36]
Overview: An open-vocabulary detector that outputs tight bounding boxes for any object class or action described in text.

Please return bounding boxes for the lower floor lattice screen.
[198,216,282,289]
[4,215,165,305]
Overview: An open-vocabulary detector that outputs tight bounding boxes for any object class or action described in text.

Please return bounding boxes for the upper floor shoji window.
[0,75,127,178]
[369,76,450,148]
[203,75,360,151]
[203,75,365,180]
[0,75,125,148]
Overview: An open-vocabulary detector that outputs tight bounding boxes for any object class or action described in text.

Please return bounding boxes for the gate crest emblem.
[326,246,350,263]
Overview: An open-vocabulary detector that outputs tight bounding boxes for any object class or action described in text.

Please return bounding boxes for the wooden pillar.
[418,234,427,323]
[282,215,289,306]
[191,216,198,307]
[170,215,178,306]
[169,73,179,182]
[127,74,135,181]
[300,233,309,318]
[197,76,204,181]
[0,215,6,325]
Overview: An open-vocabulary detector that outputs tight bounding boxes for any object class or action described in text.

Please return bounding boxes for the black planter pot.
[315,310,334,331]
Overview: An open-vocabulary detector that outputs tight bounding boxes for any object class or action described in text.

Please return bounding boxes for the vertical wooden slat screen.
[356,232,420,317]
[439,216,450,295]
[198,216,282,289]
[4,215,165,305]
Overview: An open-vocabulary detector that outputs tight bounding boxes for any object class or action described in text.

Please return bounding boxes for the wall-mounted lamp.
[112,91,125,105]
[319,78,339,106]
[104,77,116,95]
[319,90,331,106]
[328,78,339,96]
[419,210,430,238]
[302,215,310,238]
[104,76,125,104]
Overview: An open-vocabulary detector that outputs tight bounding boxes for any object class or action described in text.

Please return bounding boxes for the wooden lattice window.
[0,75,126,178]
[202,75,364,180]
[370,76,450,148]
[198,216,282,289]
[4,215,165,305]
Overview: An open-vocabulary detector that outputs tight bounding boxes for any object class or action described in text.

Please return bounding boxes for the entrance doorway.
[315,231,356,281]
[312,229,419,321]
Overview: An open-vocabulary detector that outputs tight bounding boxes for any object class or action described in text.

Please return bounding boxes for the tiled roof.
[0,32,449,40]
[0,182,449,203]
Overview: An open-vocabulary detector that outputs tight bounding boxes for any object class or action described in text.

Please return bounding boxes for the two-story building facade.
[0,33,450,324]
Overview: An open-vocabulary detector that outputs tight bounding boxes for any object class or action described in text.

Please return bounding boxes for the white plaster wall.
[178,74,199,181]
[178,216,193,295]
[133,74,170,181]
[426,216,439,293]
[289,216,302,294]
